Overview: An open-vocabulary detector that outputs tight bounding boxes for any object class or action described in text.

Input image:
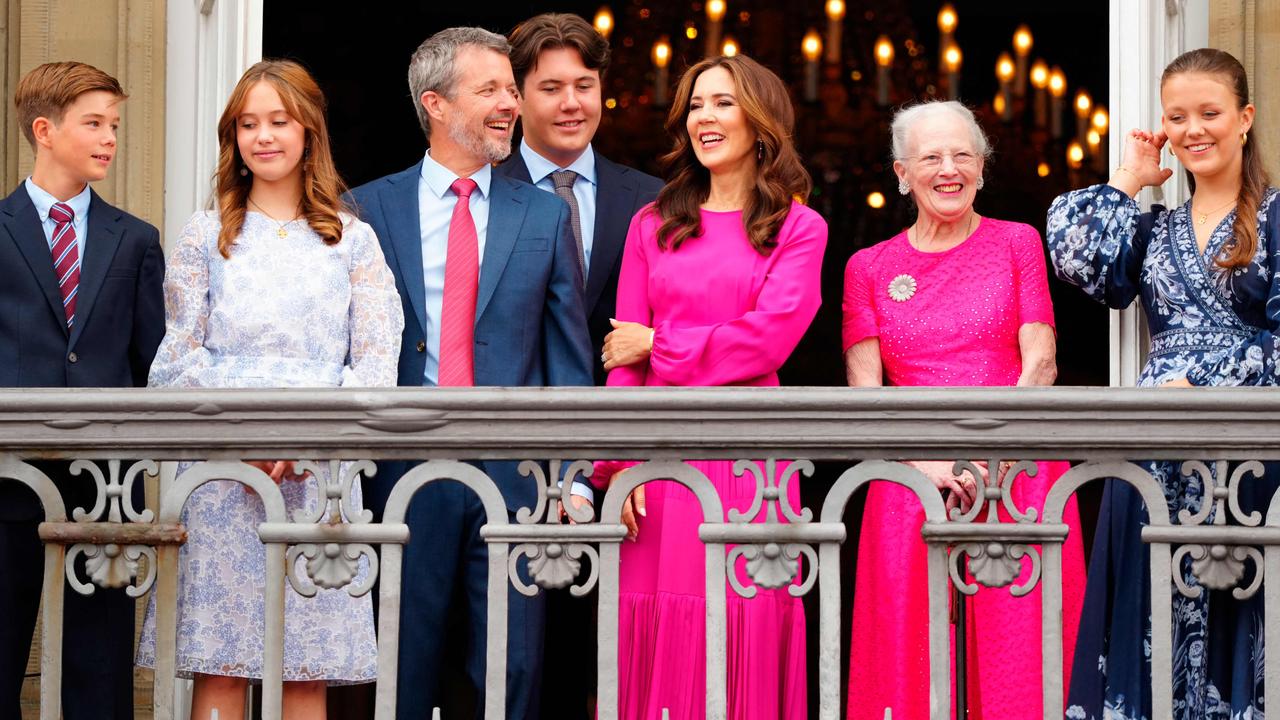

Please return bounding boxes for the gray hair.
[408,27,510,140]
[889,100,992,163]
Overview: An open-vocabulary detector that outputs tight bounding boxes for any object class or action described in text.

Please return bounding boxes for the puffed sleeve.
[841,247,879,352]
[1013,224,1056,327]
[1045,183,1157,309]
[594,208,655,487]
[645,204,827,386]
[340,219,405,388]
[1186,198,1280,386]
[147,213,228,388]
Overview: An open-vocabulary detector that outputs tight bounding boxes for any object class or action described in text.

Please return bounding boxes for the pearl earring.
[898,179,910,195]
[976,176,985,190]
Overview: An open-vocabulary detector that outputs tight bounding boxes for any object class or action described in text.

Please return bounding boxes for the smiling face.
[894,110,984,223]
[42,90,122,186]
[519,47,601,167]
[427,46,520,169]
[685,66,758,176]
[235,81,306,188]
[1161,71,1254,184]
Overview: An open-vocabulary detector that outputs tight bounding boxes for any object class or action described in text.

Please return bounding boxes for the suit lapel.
[382,165,429,335]
[476,176,526,320]
[68,191,124,347]
[0,186,68,336]
[586,153,637,313]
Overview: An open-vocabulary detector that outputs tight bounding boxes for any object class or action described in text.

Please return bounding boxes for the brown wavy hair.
[214,59,348,259]
[1162,48,1268,269]
[653,54,811,254]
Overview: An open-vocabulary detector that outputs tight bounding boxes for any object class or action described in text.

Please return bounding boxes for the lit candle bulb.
[995,52,1015,122]
[943,44,962,101]
[721,35,739,58]
[1067,140,1085,169]
[1092,106,1110,173]
[825,0,845,65]
[652,37,671,107]
[802,30,823,102]
[705,0,726,57]
[1075,89,1092,143]
[937,4,957,74]
[593,6,614,39]
[1049,66,1066,139]
[1013,25,1033,97]
[1030,60,1049,128]
[875,35,894,107]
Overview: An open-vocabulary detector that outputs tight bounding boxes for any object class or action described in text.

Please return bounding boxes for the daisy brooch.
[888,274,917,302]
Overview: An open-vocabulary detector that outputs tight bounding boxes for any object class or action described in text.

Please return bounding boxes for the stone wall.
[1211,0,1280,180]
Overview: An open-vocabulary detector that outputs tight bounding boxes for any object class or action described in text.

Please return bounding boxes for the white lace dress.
[135,209,403,683]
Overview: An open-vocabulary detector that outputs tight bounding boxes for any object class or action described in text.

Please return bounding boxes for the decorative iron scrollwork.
[65,459,158,597]
[944,459,1043,596]
[284,460,379,598]
[510,459,599,594]
[1172,460,1266,599]
[727,459,819,598]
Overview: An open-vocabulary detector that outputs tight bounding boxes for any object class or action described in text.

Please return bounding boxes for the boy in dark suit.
[0,61,164,719]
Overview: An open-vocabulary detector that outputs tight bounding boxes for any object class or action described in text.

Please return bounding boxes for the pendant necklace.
[248,197,301,239]
[1190,197,1237,226]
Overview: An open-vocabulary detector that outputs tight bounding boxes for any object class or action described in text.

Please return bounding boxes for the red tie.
[438,178,479,387]
[48,202,80,328]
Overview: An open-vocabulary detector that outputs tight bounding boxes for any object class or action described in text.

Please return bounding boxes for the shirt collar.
[420,150,492,200]
[24,177,91,224]
[519,141,597,188]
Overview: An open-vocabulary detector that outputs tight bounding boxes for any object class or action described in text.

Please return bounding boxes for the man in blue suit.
[0,61,164,719]
[498,14,664,718]
[349,26,593,720]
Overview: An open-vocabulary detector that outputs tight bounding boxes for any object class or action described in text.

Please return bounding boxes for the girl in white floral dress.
[135,60,402,719]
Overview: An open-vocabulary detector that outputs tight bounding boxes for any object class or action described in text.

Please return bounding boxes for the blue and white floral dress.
[135,210,403,683]
[1046,184,1280,720]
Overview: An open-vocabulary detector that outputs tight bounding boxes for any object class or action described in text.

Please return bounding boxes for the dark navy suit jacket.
[495,149,663,384]
[349,162,593,512]
[0,184,165,519]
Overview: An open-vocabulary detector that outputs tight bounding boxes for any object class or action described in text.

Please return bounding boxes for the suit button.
[416,340,426,353]
[67,352,78,364]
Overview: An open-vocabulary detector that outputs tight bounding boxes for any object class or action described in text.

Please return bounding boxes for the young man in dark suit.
[498,14,665,718]
[349,27,593,720]
[0,61,165,719]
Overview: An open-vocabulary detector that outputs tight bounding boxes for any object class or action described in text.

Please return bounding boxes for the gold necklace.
[1190,197,1237,226]
[247,197,301,239]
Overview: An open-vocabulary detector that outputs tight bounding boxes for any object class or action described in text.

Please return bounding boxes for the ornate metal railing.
[2,386,1279,720]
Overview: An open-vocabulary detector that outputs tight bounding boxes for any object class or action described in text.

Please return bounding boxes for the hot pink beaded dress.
[840,217,1086,719]
[595,201,826,720]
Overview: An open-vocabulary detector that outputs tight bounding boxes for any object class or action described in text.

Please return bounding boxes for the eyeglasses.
[906,151,980,169]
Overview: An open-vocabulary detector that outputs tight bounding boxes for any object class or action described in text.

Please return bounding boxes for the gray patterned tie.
[550,169,587,287]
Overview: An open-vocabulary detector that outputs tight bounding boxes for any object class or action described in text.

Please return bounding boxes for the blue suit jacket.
[349,161,593,512]
[495,150,663,384]
[0,183,165,519]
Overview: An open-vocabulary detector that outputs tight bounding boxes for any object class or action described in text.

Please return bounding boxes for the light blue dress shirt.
[519,140,597,270]
[417,150,491,387]
[25,177,90,263]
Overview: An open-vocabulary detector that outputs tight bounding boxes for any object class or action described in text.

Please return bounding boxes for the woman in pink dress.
[841,100,1086,719]
[596,55,826,720]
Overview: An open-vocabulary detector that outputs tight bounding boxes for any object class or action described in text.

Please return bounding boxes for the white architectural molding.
[163,0,263,249]
[1107,0,1209,385]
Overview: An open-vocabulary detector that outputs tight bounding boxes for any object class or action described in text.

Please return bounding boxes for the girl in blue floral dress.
[1046,48,1276,720]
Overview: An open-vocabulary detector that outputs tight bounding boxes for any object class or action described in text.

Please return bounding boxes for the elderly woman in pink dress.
[841,100,1086,719]
[595,54,826,720]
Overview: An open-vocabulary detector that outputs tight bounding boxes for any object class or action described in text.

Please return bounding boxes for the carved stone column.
[1211,0,1280,179]
[1,0,166,230]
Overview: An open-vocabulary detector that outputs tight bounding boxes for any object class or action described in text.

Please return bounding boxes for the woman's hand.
[602,319,653,371]
[609,470,647,541]
[907,461,980,515]
[243,460,311,484]
[1160,377,1193,388]
[1111,129,1174,197]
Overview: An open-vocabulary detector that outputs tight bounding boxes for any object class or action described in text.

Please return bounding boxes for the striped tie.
[48,202,80,328]
[437,178,479,387]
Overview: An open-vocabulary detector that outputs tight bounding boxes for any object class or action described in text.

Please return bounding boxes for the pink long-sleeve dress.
[841,217,1087,719]
[595,201,827,720]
